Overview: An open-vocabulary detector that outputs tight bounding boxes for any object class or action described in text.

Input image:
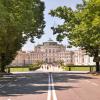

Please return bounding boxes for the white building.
[73,49,95,65]
[10,40,95,66]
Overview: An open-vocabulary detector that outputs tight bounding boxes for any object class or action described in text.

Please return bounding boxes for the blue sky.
[22,0,82,51]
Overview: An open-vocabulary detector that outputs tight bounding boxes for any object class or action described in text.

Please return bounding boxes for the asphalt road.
[52,73,100,100]
[0,72,100,100]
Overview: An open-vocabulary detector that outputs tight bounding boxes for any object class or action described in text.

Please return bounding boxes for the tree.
[55,60,64,66]
[0,0,45,72]
[35,60,44,67]
[29,60,44,71]
[49,0,100,72]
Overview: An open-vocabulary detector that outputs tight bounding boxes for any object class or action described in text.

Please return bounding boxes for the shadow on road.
[0,72,97,97]
[52,73,96,83]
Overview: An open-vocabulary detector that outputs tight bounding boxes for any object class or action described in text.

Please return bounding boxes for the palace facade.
[11,40,95,66]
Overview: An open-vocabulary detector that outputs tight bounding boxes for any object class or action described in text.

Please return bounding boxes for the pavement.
[0,67,100,100]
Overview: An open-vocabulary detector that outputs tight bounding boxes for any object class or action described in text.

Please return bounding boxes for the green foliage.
[49,0,100,71]
[55,60,64,67]
[29,61,43,71]
[29,66,40,71]
[0,0,45,72]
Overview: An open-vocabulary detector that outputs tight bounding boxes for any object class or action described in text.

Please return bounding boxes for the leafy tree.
[35,60,44,67]
[0,0,45,72]
[55,60,64,66]
[29,60,44,71]
[50,0,100,72]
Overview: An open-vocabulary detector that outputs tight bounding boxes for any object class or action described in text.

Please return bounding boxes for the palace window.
[49,49,51,53]
[53,49,55,53]
[46,49,47,53]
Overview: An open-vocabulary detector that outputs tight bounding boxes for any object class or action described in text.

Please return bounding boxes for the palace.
[10,39,95,66]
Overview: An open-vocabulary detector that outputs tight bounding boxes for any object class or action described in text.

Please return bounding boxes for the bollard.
[69,66,71,71]
[90,66,93,72]
[8,68,10,73]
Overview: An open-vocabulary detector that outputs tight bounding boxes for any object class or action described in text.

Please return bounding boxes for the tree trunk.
[94,50,100,72]
[96,62,100,72]
[0,53,6,72]
[0,65,5,72]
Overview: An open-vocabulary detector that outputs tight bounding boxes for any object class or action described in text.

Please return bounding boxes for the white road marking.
[91,82,99,86]
[85,80,99,86]
[47,73,58,100]
[47,74,51,100]
[68,78,76,81]
[85,80,90,83]
[7,99,11,100]
[51,74,57,100]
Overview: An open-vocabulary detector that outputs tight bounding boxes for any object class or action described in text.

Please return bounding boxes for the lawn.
[63,66,96,71]
[7,65,40,72]
[10,68,29,72]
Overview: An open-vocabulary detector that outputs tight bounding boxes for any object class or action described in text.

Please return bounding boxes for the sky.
[22,0,82,51]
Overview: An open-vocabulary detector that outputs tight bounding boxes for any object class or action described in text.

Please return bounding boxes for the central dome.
[48,38,54,42]
[43,39,57,46]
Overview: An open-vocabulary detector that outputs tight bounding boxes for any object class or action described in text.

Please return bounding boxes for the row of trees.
[0,0,100,72]
[0,0,45,72]
[50,0,100,72]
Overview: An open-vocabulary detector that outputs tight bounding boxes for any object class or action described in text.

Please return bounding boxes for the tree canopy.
[50,0,100,71]
[0,0,45,72]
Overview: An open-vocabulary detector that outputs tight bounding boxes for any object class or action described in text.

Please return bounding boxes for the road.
[0,72,100,100]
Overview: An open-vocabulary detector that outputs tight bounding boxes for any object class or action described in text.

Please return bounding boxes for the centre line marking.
[47,74,51,100]
[51,74,57,100]
[47,73,58,100]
